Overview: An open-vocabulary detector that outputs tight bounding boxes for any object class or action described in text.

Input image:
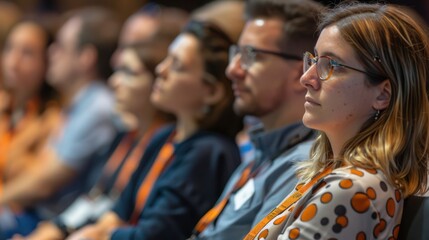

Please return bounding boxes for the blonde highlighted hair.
[298,3,429,197]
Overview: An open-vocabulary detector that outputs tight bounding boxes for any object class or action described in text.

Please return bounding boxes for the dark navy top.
[111,124,241,239]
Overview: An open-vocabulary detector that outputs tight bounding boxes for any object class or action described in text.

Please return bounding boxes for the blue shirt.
[111,124,241,240]
[198,122,315,240]
[40,81,117,217]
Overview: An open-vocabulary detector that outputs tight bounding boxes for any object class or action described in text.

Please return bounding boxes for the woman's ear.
[373,79,391,110]
[204,81,225,106]
[78,44,98,71]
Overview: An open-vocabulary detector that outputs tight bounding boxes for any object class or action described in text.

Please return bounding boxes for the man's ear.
[373,79,391,110]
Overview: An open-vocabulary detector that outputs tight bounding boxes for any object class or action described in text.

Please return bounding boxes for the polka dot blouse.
[253,167,403,240]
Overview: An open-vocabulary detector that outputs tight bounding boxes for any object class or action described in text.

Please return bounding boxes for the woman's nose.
[300,64,320,90]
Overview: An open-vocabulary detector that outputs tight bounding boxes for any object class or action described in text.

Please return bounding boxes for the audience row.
[0,0,428,239]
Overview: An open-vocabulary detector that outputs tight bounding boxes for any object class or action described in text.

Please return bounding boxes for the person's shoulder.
[74,82,114,115]
[331,167,387,181]
[324,166,396,194]
[188,131,236,148]
[274,135,314,166]
[149,124,175,144]
[88,83,114,106]
[288,138,314,154]
[176,131,240,161]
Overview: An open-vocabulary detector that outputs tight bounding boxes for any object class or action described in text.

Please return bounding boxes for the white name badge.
[60,196,94,228]
[60,194,115,229]
[91,195,115,219]
[233,178,255,210]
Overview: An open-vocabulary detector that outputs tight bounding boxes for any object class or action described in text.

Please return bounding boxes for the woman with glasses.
[244,3,429,240]
[67,20,242,240]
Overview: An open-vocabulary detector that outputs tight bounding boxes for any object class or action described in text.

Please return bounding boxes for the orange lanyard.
[193,128,315,235]
[101,132,136,183]
[243,166,333,240]
[112,124,162,192]
[192,161,255,235]
[97,123,163,195]
[129,134,175,225]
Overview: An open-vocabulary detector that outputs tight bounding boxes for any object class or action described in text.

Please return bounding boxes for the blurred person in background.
[191,0,258,163]
[0,7,120,238]
[68,19,243,240]
[0,18,60,238]
[191,0,244,49]
[0,1,22,119]
[110,3,188,67]
[17,5,188,239]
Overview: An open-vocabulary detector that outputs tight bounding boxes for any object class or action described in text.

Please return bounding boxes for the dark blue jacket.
[111,124,241,239]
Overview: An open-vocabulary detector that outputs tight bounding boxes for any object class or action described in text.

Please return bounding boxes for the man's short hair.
[245,0,324,52]
[74,7,121,79]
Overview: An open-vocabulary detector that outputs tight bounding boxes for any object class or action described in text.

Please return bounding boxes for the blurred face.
[2,22,47,98]
[111,14,159,67]
[300,25,379,139]
[151,33,208,117]
[226,18,303,117]
[47,17,81,89]
[119,15,158,47]
[109,48,154,118]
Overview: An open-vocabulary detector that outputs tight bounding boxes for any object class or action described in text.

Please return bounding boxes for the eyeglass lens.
[303,52,333,80]
[229,45,254,70]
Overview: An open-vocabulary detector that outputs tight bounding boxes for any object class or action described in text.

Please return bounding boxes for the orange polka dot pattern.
[250,167,403,240]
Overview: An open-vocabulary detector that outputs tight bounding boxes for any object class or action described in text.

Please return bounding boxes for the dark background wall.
[9,0,429,24]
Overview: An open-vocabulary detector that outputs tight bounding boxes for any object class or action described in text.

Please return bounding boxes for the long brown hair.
[298,3,429,197]
[181,20,243,139]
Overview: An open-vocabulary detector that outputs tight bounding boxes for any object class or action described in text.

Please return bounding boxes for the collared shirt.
[40,81,117,217]
[198,122,315,240]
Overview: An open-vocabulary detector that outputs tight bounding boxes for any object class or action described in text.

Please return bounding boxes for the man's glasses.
[303,52,381,81]
[229,45,302,70]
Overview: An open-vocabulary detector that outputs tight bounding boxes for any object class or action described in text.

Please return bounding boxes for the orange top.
[0,99,39,185]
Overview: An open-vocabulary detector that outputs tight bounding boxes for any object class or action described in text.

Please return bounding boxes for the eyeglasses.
[114,66,147,83]
[115,66,145,75]
[229,45,302,70]
[303,52,381,81]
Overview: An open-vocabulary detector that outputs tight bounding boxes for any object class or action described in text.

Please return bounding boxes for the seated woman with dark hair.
[67,20,243,240]
[18,38,175,240]
[0,19,61,238]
